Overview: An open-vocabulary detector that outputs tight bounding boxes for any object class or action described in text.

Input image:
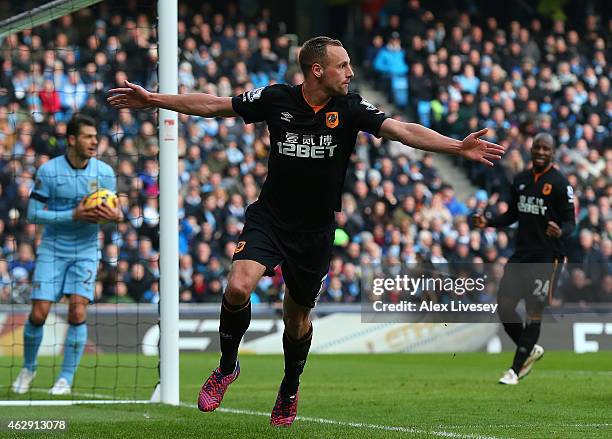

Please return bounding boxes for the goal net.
[0,0,163,405]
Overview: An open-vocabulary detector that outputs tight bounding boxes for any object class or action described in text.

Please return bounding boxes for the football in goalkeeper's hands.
[85,188,118,208]
[84,189,118,223]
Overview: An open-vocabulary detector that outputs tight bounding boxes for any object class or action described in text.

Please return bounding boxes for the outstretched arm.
[378,118,506,167]
[107,80,237,118]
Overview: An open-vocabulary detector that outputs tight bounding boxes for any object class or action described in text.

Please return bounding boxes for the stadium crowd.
[0,1,609,306]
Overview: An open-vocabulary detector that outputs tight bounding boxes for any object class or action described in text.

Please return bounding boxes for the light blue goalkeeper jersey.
[28,155,116,260]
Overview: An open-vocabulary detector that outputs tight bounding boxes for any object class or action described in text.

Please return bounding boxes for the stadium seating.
[0,1,609,305]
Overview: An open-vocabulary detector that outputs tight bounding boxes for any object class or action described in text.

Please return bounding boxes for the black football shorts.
[232,201,334,308]
[497,256,563,317]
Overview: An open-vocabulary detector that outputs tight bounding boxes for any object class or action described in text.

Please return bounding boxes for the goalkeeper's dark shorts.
[497,255,564,318]
[232,201,334,308]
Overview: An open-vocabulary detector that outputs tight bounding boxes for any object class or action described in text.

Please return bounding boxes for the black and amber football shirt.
[232,84,387,230]
[487,165,576,261]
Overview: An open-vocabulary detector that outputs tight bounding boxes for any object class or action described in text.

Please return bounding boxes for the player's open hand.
[73,196,100,223]
[107,80,152,109]
[472,214,488,229]
[545,221,562,238]
[96,202,123,223]
[460,128,506,167]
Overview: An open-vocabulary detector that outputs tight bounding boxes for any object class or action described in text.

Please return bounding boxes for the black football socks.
[499,298,523,345]
[503,322,524,345]
[511,320,541,374]
[280,324,313,397]
[219,295,251,375]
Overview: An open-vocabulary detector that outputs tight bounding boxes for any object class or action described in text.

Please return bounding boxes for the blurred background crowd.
[0,0,609,306]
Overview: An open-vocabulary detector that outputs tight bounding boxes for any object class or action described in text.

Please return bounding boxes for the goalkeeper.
[11,115,122,396]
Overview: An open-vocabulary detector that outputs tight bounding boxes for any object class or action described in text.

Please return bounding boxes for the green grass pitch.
[0,352,610,438]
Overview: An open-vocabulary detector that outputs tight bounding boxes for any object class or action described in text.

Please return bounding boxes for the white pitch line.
[0,391,509,439]
[540,370,612,376]
[3,392,607,434]
[0,385,146,399]
[0,388,152,406]
[439,423,612,429]
[3,392,507,438]
[0,399,152,406]
[26,388,122,400]
[212,406,507,439]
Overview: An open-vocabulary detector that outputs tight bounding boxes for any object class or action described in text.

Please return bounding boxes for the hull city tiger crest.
[325,111,339,128]
[542,183,552,195]
[234,241,246,254]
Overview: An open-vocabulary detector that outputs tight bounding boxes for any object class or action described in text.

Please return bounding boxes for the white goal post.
[157,0,180,407]
[0,0,180,406]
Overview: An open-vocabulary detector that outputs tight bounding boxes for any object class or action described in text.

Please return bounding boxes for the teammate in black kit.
[109,36,505,426]
[473,133,575,385]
